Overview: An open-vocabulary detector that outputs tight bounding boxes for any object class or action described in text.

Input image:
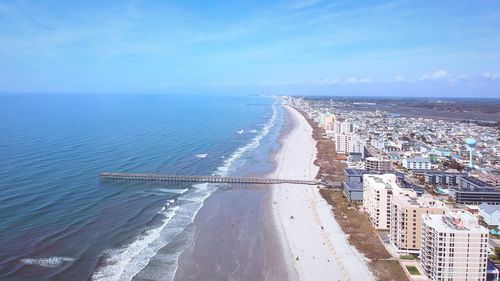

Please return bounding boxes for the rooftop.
[345,168,404,178]
[423,212,488,234]
[479,203,500,215]
[393,193,445,209]
[459,176,493,188]
[404,157,431,163]
[424,171,466,176]
[364,174,400,190]
[453,187,500,193]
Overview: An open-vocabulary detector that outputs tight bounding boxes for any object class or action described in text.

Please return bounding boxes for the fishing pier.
[99,172,320,185]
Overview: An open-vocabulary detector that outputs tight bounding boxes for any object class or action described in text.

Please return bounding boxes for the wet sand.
[173,185,292,281]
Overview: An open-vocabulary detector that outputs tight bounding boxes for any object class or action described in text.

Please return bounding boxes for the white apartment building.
[390,194,447,254]
[421,212,489,281]
[348,135,366,158]
[324,115,335,137]
[333,118,354,135]
[327,117,366,158]
[363,174,409,230]
[403,157,432,170]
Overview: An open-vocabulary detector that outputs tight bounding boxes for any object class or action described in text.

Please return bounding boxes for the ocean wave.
[91,101,278,281]
[194,153,208,158]
[92,206,180,281]
[150,188,188,195]
[21,256,75,268]
[91,183,216,281]
[216,103,277,176]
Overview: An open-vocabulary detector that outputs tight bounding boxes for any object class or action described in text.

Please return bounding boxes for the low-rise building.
[449,187,500,205]
[424,171,464,186]
[343,181,364,203]
[420,212,489,281]
[365,157,392,171]
[459,176,494,189]
[403,157,432,170]
[475,172,500,188]
[480,203,500,226]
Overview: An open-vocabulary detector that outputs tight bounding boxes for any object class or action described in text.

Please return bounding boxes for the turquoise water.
[0,94,281,280]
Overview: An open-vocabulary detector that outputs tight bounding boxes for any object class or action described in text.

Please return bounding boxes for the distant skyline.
[0,0,499,97]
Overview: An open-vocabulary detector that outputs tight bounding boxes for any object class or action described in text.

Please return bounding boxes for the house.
[480,203,500,226]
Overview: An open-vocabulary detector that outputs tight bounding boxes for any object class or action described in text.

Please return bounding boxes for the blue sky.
[0,0,499,97]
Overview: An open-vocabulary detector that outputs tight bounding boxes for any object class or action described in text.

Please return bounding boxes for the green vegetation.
[406,265,421,275]
[400,255,415,260]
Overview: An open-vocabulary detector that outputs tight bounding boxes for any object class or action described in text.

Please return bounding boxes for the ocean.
[0,94,284,281]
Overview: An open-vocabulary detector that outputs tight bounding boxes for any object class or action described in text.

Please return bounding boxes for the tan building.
[390,194,447,254]
[363,174,410,230]
[365,157,392,171]
[421,212,489,281]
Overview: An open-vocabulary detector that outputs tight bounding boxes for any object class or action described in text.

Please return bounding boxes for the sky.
[0,0,499,97]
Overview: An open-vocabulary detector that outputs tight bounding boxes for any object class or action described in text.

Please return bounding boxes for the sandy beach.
[270,105,374,281]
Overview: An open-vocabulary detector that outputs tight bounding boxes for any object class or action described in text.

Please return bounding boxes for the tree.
[495,247,500,258]
[443,160,465,171]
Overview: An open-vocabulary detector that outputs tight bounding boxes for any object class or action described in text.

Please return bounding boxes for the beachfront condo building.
[363,174,410,230]
[365,156,392,171]
[324,116,367,158]
[420,212,489,281]
[390,194,447,254]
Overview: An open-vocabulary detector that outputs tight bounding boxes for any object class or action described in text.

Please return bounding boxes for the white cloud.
[481,72,499,81]
[345,77,371,84]
[419,69,449,81]
[449,75,468,83]
[393,75,406,82]
[314,78,341,85]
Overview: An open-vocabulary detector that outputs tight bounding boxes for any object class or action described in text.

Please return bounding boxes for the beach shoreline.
[172,101,292,281]
[269,104,374,281]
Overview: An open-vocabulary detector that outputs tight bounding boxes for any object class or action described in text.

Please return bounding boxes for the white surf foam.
[237,129,244,134]
[194,153,208,158]
[92,206,180,281]
[21,256,75,268]
[154,188,188,195]
[215,103,277,176]
[92,183,216,281]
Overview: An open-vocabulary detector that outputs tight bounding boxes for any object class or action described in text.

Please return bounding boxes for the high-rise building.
[420,212,489,281]
[390,194,447,254]
[363,174,410,230]
[325,117,366,157]
[324,114,335,136]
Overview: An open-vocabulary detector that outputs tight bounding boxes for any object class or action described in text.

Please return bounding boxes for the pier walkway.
[99,172,319,185]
